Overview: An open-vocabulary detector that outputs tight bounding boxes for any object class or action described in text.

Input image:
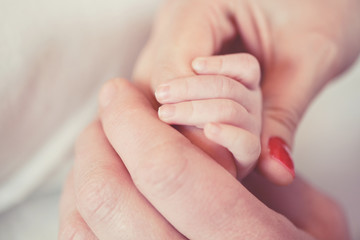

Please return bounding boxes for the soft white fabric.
[0,0,359,239]
[0,0,160,238]
[0,0,161,209]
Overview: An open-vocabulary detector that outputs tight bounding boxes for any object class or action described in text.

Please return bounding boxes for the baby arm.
[155,54,262,179]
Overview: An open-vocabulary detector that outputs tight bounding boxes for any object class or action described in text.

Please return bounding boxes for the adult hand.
[133,0,360,185]
[58,79,350,240]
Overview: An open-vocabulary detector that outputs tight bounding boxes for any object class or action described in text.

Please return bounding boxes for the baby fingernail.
[158,105,175,120]
[155,84,170,102]
[268,137,295,177]
[192,58,206,72]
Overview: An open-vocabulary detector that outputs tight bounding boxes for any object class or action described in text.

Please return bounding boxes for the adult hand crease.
[58,79,350,240]
[58,0,360,238]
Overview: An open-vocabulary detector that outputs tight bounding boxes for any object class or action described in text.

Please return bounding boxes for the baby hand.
[155,54,262,179]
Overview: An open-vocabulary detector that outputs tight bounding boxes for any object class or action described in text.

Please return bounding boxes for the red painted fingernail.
[268,137,295,177]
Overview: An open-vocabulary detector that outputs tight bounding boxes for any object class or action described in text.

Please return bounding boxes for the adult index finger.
[99,78,299,240]
[73,120,185,240]
[133,0,236,89]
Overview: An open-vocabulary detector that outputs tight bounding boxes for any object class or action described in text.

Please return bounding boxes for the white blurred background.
[294,59,360,239]
[0,0,359,239]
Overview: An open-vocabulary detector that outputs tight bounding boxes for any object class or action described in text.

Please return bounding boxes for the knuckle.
[59,223,90,240]
[217,77,233,97]
[265,105,300,135]
[76,176,119,222]
[131,140,189,200]
[223,100,243,121]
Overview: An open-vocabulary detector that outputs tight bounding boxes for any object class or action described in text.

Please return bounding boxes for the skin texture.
[59,0,360,238]
[156,53,262,179]
[58,79,350,240]
[132,0,360,185]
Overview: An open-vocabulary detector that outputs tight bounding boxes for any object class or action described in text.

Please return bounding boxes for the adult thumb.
[132,0,236,90]
[257,37,338,185]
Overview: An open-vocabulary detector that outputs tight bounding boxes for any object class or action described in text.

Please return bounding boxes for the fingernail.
[205,123,221,136]
[155,84,170,102]
[158,105,175,120]
[192,58,206,72]
[268,137,295,177]
[99,81,117,108]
